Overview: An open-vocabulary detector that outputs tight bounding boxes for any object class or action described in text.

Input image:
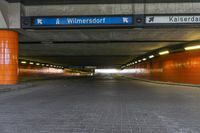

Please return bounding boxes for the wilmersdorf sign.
[22,15,134,29]
[145,15,200,25]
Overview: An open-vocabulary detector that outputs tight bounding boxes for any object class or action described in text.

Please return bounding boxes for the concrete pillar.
[0,30,18,84]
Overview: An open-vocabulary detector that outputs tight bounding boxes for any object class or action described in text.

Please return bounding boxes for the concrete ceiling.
[6,0,199,5]
[18,27,200,68]
[19,28,200,42]
[19,42,179,67]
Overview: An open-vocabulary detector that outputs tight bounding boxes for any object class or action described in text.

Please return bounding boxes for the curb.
[0,77,67,92]
[0,83,35,92]
[123,76,200,88]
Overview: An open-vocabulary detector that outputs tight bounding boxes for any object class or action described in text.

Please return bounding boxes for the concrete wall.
[24,4,133,16]
[0,0,9,28]
[0,0,22,29]
[128,50,200,84]
[144,3,200,14]
[1,1,200,28]
[24,3,200,16]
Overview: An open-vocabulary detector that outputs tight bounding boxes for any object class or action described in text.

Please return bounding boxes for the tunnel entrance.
[1,1,200,132]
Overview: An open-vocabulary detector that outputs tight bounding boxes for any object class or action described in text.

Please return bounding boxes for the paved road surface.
[0,77,200,133]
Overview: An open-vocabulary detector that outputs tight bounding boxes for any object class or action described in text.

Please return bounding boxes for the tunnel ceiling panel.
[18,28,200,42]
[18,28,200,67]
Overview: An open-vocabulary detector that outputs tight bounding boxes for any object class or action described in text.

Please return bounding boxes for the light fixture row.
[20,60,64,69]
[122,44,200,69]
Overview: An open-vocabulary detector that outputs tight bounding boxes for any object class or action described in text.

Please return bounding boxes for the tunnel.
[0,0,200,132]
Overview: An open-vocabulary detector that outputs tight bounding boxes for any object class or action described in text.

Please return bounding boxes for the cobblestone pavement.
[0,77,200,133]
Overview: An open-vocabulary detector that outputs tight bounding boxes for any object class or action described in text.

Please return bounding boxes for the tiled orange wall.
[19,65,64,79]
[129,50,200,84]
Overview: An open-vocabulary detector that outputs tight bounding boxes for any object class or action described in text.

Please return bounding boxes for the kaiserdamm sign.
[145,15,200,24]
[22,15,134,29]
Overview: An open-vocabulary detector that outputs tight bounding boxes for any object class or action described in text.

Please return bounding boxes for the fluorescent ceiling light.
[149,55,155,59]
[21,61,27,64]
[184,45,200,51]
[159,51,169,55]
[142,58,146,61]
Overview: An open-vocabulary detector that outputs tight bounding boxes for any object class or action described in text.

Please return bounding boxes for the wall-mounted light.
[42,64,45,66]
[138,60,141,62]
[149,55,155,59]
[135,61,138,64]
[36,63,40,66]
[184,45,200,51]
[142,58,147,61]
[46,64,49,67]
[159,50,169,55]
[21,61,27,64]
[29,62,34,65]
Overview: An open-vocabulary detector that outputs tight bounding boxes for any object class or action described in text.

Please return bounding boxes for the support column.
[0,30,18,84]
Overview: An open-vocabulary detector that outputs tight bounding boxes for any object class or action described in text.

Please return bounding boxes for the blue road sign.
[34,16,133,25]
[22,15,134,28]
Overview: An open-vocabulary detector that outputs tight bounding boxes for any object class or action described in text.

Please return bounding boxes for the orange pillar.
[0,30,18,84]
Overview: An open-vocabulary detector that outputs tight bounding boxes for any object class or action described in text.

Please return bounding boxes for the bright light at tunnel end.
[95,69,137,74]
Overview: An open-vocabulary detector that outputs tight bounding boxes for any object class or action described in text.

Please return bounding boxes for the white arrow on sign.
[123,17,129,23]
[37,19,43,25]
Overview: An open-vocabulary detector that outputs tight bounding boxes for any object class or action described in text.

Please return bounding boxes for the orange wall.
[19,65,64,80]
[0,30,18,84]
[129,50,200,84]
